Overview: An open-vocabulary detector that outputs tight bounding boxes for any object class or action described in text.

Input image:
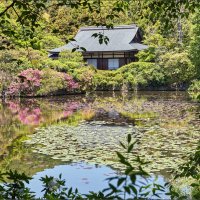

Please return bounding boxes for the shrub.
[41,50,85,73]
[41,59,83,73]
[188,80,200,92]
[72,62,165,91]
[59,50,83,63]
[188,80,200,101]
[136,47,156,62]
[159,52,196,87]
[93,70,124,90]
[41,34,64,50]
[73,66,96,91]
[118,62,165,89]
[37,69,79,96]
[7,69,43,96]
[7,68,79,96]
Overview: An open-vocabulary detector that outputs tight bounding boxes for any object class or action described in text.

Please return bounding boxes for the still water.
[0,91,199,196]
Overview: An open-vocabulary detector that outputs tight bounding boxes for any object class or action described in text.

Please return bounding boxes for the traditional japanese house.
[48,24,148,70]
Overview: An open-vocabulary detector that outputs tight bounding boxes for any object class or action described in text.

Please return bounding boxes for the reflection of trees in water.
[0,98,83,173]
[0,92,199,178]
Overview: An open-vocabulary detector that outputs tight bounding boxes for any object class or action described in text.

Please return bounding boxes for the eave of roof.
[48,25,148,53]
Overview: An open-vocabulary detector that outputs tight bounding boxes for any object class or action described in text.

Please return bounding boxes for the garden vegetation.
[0,0,200,101]
[0,0,200,199]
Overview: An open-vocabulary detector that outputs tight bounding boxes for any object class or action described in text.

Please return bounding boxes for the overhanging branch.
[0,0,16,17]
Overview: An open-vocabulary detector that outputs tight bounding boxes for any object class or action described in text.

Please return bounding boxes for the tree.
[0,0,200,44]
[190,11,200,78]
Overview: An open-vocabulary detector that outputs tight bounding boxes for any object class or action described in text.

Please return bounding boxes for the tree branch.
[0,0,16,17]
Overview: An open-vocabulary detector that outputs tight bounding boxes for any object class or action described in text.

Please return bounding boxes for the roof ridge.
[79,24,137,31]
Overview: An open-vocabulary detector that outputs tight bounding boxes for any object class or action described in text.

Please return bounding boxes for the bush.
[188,80,200,92]
[41,34,64,50]
[7,69,42,96]
[73,62,165,91]
[73,66,96,91]
[159,52,196,87]
[41,50,85,73]
[118,62,165,89]
[136,47,156,62]
[37,68,79,96]
[7,68,79,96]
[188,80,200,101]
[93,70,124,90]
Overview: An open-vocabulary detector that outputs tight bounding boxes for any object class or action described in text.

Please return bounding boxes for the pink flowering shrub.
[20,69,42,87]
[7,68,43,96]
[64,74,79,89]
[7,68,79,96]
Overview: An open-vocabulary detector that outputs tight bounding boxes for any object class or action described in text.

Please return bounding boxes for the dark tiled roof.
[49,25,148,53]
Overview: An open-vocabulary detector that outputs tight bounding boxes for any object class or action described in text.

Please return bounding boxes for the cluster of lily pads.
[25,117,199,174]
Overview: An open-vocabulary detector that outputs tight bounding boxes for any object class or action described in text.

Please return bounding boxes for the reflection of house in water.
[48,25,148,70]
[88,108,135,125]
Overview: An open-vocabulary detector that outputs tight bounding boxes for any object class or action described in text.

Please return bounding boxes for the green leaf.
[119,141,126,149]
[128,143,134,153]
[116,152,125,161]
[130,185,137,196]
[124,186,131,194]
[127,134,131,143]
[117,177,126,187]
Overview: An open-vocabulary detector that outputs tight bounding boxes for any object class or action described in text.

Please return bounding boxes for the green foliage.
[36,68,79,96]
[190,11,200,78]
[0,0,200,94]
[73,66,96,91]
[79,62,165,91]
[119,62,165,88]
[93,70,123,90]
[0,170,34,200]
[59,50,83,63]
[39,50,84,73]
[41,34,64,50]
[188,80,200,102]
[37,69,65,96]
[0,49,28,92]
[188,80,200,92]
[173,141,200,199]
[136,47,156,62]
[159,52,196,87]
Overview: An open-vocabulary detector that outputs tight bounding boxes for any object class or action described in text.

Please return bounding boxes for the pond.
[0,91,199,196]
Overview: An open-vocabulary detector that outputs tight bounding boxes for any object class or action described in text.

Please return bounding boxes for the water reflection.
[0,92,199,181]
[28,162,169,199]
[4,98,82,126]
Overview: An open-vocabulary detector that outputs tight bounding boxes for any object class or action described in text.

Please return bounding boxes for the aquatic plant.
[0,134,172,200]
[2,134,198,199]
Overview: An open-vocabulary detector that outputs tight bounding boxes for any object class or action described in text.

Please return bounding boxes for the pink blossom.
[8,69,43,96]
[63,74,80,90]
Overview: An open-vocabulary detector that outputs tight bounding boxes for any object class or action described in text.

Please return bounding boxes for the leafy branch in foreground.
[173,141,200,199]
